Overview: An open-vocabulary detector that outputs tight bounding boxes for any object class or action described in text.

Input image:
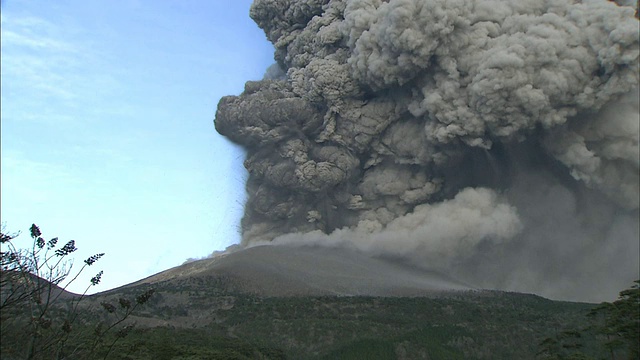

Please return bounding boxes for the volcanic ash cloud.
[214,0,639,302]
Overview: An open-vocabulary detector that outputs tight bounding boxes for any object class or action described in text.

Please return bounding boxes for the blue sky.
[1,0,274,293]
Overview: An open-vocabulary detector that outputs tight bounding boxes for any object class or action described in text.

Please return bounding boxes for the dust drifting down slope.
[138,245,471,296]
[214,0,639,302]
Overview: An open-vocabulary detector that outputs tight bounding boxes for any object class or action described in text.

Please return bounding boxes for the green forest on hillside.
[2,225,638,359]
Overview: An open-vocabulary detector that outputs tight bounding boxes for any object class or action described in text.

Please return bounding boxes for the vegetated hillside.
[76,246,607,360]
[87,282,600,360]
[0,270,78,303]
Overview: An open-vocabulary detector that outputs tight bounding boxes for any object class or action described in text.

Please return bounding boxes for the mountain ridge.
[54,244,614,359]
[110,244,474,298]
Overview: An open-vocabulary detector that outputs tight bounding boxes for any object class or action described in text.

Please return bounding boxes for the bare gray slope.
[129,245,472,296]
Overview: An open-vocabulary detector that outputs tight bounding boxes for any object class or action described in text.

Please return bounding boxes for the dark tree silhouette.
[1,223,153,359]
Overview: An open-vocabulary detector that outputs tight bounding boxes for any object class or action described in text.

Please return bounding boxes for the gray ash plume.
[214,0,639,302]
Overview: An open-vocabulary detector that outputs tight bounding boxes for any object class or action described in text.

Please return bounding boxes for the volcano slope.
[128,245,472,297]
[76,245,614,360]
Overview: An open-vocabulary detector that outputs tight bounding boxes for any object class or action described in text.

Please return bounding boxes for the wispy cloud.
[1,17,77,52]
[1,55,77,100]
[0,11,118,122]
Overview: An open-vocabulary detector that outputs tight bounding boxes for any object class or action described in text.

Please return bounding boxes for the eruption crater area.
[214,0,639,302]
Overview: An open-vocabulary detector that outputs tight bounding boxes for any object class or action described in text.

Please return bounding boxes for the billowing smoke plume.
[215,0,639,302]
